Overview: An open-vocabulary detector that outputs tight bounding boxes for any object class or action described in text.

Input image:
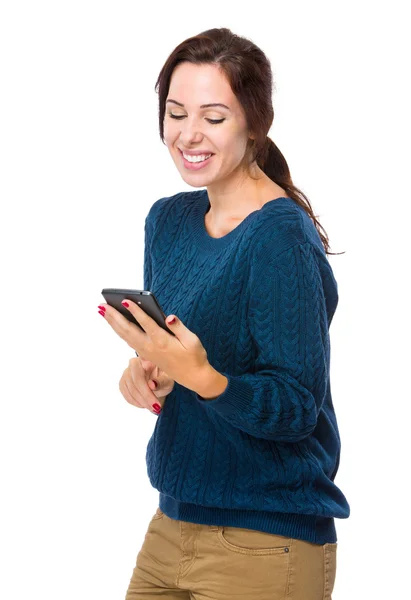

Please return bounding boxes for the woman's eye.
[168,114,225,125]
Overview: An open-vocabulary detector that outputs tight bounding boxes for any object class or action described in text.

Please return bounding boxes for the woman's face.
[163,62,253,189]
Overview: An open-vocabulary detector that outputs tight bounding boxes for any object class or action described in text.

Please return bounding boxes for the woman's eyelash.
[168,114,225,125]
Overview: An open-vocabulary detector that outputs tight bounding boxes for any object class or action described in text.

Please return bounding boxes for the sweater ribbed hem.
[159,493,337,545]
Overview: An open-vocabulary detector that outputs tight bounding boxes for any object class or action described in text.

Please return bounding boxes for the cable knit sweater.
[142,188,350,544]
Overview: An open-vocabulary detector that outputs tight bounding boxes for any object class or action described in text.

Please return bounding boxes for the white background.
[1,1,409,598]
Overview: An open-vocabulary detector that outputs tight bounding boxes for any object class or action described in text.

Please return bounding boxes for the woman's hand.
[140,355,175,399]
[119,356,174,414]
[98,299,211,393]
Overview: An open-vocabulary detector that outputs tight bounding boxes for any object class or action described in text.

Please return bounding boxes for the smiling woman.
[154,29,343,258]
[122,26,348,600]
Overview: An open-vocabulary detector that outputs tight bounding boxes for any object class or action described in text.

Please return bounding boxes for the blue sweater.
[143,189,350,544]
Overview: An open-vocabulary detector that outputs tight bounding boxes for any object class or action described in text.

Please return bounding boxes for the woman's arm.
[194,241,332,443]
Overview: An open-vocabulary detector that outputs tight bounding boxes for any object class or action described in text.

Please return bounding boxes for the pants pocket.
[217,525,291,556]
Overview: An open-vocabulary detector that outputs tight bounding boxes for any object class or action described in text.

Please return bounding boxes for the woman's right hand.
[119,356,175,415]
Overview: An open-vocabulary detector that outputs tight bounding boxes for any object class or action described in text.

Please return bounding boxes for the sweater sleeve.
[143,196,166,291]
[136,202,158,358]
[143,212,154,291]
[195,240,331,443]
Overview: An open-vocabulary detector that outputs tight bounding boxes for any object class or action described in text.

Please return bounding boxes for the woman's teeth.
[183,152,212,163]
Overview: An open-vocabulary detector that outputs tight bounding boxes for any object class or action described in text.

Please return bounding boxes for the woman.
[97,27,350,600]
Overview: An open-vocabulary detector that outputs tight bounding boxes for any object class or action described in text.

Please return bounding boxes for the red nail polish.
[152,403,161,413]
[122,301,129,308]
[98,310,105,317]
[98,305,106,311]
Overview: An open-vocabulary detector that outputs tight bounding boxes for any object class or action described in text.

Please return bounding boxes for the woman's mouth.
[179,149,215,171]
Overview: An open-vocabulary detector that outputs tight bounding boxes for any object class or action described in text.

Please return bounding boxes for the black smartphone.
[101,288,176,336]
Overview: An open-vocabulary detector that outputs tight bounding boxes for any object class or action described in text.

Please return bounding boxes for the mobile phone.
[101,288,176,336]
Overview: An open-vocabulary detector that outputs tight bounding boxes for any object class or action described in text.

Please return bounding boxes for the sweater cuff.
[195,374,255,416]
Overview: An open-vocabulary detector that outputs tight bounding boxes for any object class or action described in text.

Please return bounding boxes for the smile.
[178,149,215,171]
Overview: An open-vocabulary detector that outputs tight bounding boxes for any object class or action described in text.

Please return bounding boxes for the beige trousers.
[125,507,337,600]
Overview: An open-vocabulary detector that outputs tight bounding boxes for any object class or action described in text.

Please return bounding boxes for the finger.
[103,303,147,349]
[120,377,143,408]
[154,369,173,390]
[124,367,161,413]
[139,358,157,373]
[122,377,159,414]
[130,357,157,389]
[121,299,166,341]
[131,355,156,373]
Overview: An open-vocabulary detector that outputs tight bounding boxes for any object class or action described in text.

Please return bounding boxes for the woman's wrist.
[194,365,229,400]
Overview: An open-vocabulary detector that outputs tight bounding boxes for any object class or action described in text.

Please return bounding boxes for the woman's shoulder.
[150,189,197,212]
[146,190,191,226]
[251,197,327,260]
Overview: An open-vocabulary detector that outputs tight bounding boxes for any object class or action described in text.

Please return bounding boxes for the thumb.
[165,314,190,342]
[148,379,158,390]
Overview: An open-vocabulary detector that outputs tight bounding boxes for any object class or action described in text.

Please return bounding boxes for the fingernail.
[152,403,161,413]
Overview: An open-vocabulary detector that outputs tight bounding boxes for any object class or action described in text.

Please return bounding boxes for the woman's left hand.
[98,299,211,392]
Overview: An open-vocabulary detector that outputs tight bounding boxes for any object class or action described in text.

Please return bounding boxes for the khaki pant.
[125,507,337,600]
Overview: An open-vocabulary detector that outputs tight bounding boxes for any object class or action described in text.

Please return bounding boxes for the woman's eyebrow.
[166,99,231,110]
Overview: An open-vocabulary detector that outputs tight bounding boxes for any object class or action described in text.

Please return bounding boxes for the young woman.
[98,27,350,600]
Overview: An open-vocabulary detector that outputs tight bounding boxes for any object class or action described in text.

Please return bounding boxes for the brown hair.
[154,27,344,256]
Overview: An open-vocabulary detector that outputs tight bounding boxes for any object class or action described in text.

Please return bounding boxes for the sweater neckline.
[192,189,293,251]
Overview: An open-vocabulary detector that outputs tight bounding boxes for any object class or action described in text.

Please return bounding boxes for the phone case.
[101,288,176,337]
